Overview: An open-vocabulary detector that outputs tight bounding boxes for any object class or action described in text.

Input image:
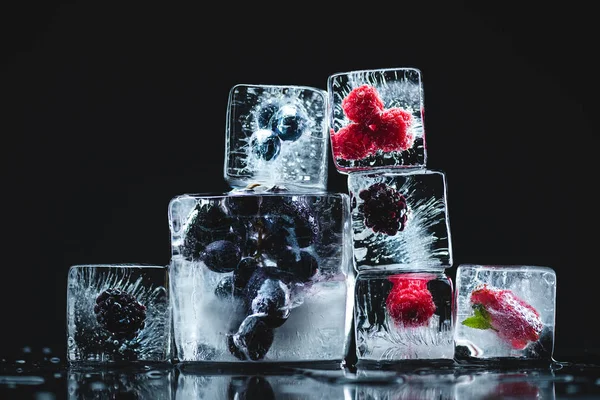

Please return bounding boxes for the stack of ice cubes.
[65,68,556,370]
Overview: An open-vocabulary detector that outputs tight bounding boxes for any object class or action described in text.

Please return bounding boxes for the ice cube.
[224,84,329,192]
[454,264,556,363]
[328,67,426,173]
[167,190,354,363]
[68,365,173,399]
[66,264,171,363]
[354,271,455,365]
[348,168,452,271]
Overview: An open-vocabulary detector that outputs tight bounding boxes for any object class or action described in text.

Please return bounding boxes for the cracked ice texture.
[66,264,171,364]
[224,84,329,192]
[348,169,452,272]
[328,67,426,173]
[454,264,556,362]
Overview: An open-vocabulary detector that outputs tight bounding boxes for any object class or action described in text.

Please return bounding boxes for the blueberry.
[199,240,242,273]
[244,267,295,328]
[271,103,307,142]
[233,257,259,290]
[215,275,239,298]
[227,315,274,361]
[182,203,232,260]
[249,129,281,161]
[226,193,260,217]
[256,102,279,129]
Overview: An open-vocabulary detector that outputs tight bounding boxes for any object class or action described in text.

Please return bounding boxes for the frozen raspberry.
[94,288,147,340]
[358,183,408,236]
[371,107,414,152]
[330,124,375,160]
[341,84,384,124]
[463,284,543,350]
[386,274,436,327]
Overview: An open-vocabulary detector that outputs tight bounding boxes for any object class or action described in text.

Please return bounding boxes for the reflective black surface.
[2,347,600,399]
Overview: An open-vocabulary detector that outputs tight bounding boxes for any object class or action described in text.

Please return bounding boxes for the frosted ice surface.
[224,84,329,192]
[167,192,353,363]
[454,264,556,361]
[348,169,452,271]
[354,271,454,363]
[328,67,426,173]
[66,264,170,363]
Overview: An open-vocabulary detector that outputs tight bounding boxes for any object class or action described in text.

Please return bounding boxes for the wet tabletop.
[2,347,600,399]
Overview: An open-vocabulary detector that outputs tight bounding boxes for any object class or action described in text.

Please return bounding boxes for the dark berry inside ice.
[199,240,242,273]
[256,102,279,129]
[94,288,146,340]
[271,103,306,142]
[228,315,275,361]
[182,203,231,260]
[214,275,240,298]
[259,196,319,248]
[244,267,295,328]
[226,194,260,217]
[277,249,318,282]
[358,183,408,236]
[233,257,259,289]
[249,129,281,161]
[228,376,275,400]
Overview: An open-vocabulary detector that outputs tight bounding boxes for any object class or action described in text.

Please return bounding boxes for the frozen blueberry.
[249,129,281,161]
[244,267,295,328]
[199,240,242,273]
[277,250,319,282]
[233,257,260,290]
[227,315,275,361]
[271,103,307,142]
[256,102,279,129]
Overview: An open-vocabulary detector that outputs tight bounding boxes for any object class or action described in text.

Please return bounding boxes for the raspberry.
[94,288,147,340]
[386,274,436,327]
[341,84,385,124]
[358,183,408,236]
[465,284,543,350]
[330,124,375,160]
[371,107,414,152]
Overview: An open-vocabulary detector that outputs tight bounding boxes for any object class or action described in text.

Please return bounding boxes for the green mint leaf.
[461,305,493,330]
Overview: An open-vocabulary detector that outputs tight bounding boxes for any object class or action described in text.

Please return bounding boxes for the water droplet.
[16,368,23,373]
[15,360,26,364]
[42,347,52,355]
[0,376,44,385]
[50,357,60,364]
[146,370,162,379]
[53,373,62,379]
[22,346,32,354]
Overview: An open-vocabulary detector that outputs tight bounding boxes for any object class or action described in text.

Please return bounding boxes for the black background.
[1,3,597,362]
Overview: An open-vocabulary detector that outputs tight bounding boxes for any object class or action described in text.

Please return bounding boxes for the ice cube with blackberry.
[348,168,453,272]
[67,264,170,364]
[224,84,329,192]
[168,191,352,363]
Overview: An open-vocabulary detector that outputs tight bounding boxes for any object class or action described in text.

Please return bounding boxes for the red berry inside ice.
[461,284,543,350]
[385,274,436,327]
[371,107,414,152]
[341,84,385,124]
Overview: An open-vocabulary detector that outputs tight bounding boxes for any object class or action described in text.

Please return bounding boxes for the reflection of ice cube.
[453,371,556,399]
[225,84,329,192]
[348,169,452,271]
[66,264,171,363]
[68,365,173,399]
[354,271,454,364]
[454,264,556,362]
[328,67,426,173]
[167,192,353,363]
[175,372,345,399]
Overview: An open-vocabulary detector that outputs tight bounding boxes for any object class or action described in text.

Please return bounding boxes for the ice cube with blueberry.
[348,169,452,271]
[66,264,171,363]
[354,271,454,365]
[328,67,426,173]
[224,84,329,192]
[167,188,353,363]
[454,264,556,363]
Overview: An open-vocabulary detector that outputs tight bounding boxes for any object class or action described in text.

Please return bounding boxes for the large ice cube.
[454,264,556,363]
[224,84,329,192]
[354,271,454,365]
[328,67,426,173]
[348,169,452,271]
[66,264,171,364]
[167,190,354,363]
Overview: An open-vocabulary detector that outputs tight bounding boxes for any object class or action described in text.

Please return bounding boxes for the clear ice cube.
[354,271,454,365]
[167,191,354,363]
[454,264,556,362]
[66,264,171,363]
[224,84,329,192]
[328,67,426,173]
[348,168,452,271]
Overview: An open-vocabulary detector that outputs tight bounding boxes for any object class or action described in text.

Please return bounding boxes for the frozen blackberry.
[94,288,146,340]
[358,183,408,236]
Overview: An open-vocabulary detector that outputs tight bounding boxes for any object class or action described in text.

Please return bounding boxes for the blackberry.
[94,288,146,340]
[358,183,408,236]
